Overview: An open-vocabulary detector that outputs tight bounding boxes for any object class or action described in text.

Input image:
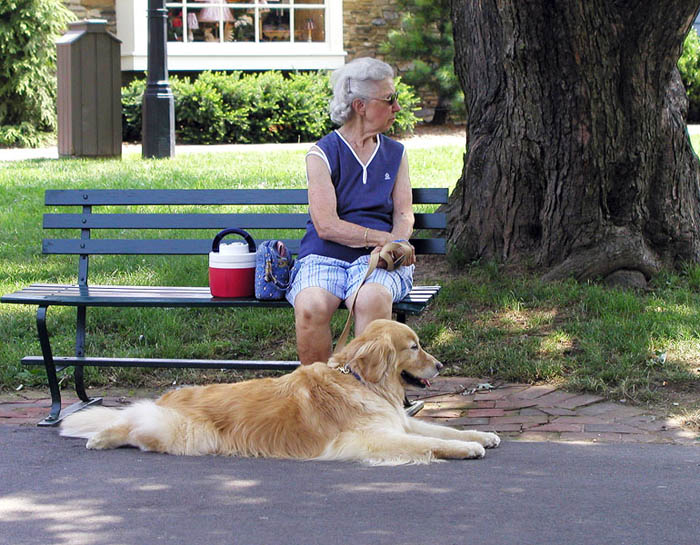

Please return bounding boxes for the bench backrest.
[43,189,448,259]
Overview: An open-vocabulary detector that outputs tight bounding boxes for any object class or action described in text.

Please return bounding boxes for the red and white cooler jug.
[208,228,256,297]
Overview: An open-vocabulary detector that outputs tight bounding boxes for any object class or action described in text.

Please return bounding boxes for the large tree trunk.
[447,0,700,285]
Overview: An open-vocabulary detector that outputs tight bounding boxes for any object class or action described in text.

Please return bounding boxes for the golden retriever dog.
[60,319,500,465]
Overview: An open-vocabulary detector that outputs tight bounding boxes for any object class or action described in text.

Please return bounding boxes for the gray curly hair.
[329,57,395,125]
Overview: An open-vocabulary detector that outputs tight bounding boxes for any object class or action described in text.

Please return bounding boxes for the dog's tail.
[60,405,125,439]
[60,400,219,455]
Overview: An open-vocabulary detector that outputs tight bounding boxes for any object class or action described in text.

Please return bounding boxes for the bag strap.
[264,258,292,290]
[334,240,413,353]
[262,240,293,290]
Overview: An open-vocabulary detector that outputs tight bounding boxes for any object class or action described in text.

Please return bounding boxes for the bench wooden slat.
[42,238,303,255]
[22,356,301,371]
[46,189,311,206]
[2,284,440,315]
[43,212,446,230]
[44,213,310,230]
[42,237,447,255]
[45,188,449,206]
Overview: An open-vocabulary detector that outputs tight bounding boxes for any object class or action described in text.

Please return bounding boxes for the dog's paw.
[433,439,485,460]
[477,432,500,449]
[460,442,486,459]
[458,430,500,448]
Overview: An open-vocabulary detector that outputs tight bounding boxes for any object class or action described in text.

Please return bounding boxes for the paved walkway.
[1,378,697,445]
[0,129,466,162]
[3,124,700,161]
[3,427,698,545]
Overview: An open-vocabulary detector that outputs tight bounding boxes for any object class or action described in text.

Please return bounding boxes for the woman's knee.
[294,288,339,327]
[353,283,392,317]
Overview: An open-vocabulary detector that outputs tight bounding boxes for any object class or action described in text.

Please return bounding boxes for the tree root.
[541,228,663,285]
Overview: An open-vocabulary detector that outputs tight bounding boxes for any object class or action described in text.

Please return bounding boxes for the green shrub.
[197,71,253,143]
[0,123,53,148]
[391,79,421,134]
[121,71,419,145]
[277,72,332,142]
[679,28,700,122]
[0,0,75,147]
[121,78,147,143]
[171,77,227,144]
[242,71,288,143]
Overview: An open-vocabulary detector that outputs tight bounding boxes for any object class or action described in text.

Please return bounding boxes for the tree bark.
[448,0,700,284]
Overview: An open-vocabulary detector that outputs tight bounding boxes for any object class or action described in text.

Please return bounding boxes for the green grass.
[415,263,699,405]
[690,133,700,153]
[1,144,698,412]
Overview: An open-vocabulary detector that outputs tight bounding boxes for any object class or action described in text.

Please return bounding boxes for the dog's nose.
[435,361,444,372]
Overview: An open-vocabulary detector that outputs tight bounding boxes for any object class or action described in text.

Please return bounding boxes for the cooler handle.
[211,228,256,253]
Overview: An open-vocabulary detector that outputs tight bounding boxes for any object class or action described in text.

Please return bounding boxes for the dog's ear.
[348,334,396,383]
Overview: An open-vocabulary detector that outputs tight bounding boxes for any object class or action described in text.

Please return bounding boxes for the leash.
[334,240,413,353]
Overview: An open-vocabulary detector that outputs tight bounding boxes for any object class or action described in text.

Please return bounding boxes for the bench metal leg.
[74,306,90,403]
[396,311,407,323]
[73,365,90,403]
[35,305,101,427]
[36,306,62,426]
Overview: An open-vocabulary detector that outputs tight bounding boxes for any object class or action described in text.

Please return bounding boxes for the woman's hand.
[371,240,416,269]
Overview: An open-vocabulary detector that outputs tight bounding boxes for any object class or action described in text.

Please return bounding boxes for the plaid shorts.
[286,254,414,306]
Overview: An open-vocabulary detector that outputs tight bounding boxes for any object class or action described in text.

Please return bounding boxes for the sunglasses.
[369,92,399,106]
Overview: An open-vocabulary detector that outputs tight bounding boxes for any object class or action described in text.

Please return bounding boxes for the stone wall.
[62,0,117,33]
[342,0,399,61]
[343,0,438,120]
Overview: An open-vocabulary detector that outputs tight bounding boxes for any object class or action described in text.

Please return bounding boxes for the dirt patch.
[396,123,466,149]
[403,122,467,138]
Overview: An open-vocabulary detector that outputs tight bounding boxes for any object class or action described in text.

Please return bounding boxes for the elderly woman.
[286,57,416,365]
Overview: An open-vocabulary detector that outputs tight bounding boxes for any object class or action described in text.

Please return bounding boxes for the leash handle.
[333,240,413,353]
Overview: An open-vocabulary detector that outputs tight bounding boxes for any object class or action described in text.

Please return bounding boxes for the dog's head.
[329,319,443,391]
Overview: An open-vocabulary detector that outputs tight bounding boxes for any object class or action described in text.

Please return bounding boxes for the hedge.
[679,28,700,123]
[122,71,420,144]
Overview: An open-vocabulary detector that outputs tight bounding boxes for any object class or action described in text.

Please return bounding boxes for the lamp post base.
[142,82,175,159]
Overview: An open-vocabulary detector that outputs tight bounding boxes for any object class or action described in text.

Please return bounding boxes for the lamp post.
[142,0,175,158]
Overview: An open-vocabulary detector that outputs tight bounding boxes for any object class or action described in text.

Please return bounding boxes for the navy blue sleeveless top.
[298,130,405,262]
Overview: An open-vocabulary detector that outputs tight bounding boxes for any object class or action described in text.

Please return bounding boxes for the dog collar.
[338,364,363,383]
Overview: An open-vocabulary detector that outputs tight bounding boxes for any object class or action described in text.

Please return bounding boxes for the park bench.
[2,188,447,426]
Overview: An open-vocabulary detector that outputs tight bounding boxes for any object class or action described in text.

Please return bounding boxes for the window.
[116,0,345,71]
[167,1,327,44]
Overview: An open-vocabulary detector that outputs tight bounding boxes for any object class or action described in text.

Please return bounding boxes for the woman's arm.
[384,152,416,265]
[389,153,414,241]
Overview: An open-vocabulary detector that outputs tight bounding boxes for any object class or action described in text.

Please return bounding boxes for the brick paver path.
[409,377,697,445]
[1,379,697,445]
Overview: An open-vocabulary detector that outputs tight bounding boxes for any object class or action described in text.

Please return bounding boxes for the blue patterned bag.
[255,240,294,300]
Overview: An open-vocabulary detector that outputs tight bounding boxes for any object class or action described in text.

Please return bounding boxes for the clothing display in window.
[196,1,234,23]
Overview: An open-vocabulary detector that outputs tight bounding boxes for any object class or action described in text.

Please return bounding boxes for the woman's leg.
[294,287,341,365]
[345,256,415,336]
[349,282,393,336]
